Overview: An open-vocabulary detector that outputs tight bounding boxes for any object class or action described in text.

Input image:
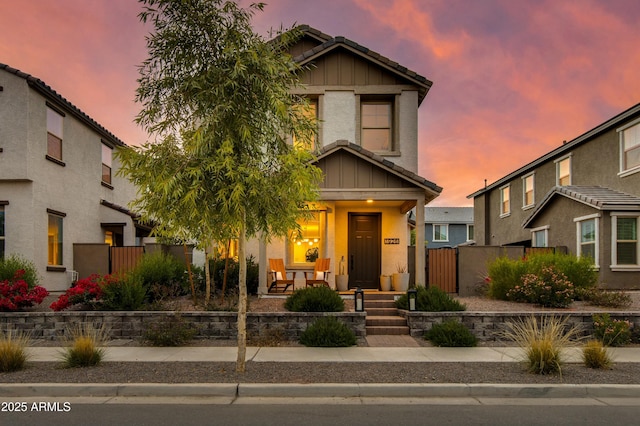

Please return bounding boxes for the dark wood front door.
[348,213,381,289]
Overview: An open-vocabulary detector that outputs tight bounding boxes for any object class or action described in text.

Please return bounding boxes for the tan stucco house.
[0,63,144,291]
[255,26,442,293]
[469,102,640,289]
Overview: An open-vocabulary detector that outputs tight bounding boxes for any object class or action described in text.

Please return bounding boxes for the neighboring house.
[0,63,146,291]
[421,207,474,248]
[256,26,442,292]
[469,102,640,289]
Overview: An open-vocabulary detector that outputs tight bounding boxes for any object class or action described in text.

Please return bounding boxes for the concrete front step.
[366,325,410,335]
[366,315,408,327]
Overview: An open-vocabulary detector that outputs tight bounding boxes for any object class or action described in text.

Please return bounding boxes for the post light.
[355,287,365,312]
[407,288,417,311]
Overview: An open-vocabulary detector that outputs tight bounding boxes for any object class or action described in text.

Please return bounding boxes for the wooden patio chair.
[305,258,331,288]
[268,258,296,293]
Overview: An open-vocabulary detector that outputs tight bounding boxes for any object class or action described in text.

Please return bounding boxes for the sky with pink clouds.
[2,0,640,206]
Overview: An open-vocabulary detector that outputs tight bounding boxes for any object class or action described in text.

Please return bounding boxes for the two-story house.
[469,102,640,289]
[0,63,145,291]
[256,26,442,292]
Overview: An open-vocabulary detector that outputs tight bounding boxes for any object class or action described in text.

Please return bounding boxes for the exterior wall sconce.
[354,287,365,312]
[407,288,418,311]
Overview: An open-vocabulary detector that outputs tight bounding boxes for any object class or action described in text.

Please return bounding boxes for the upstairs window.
[102,143,113,185]
[522,173,535,208]
[433,224,449,242]
[500,185,511,217]
[361,101,392,152]
[556,155,571,186]
[292,99,318,151]
[46,106,64,161]
[620,120,640,174]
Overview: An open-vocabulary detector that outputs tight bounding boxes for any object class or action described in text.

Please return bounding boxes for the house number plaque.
[384,238,400,245]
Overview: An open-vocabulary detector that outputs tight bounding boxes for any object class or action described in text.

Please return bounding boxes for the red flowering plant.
[0,270,50,311]
[506,266,575,308]
[50,274,119,311]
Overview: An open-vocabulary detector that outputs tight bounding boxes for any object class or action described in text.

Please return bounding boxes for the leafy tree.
[117,0,321,372]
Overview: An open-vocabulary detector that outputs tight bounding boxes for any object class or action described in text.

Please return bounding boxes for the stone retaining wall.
[400,311,640,342]
[0,312,367,342]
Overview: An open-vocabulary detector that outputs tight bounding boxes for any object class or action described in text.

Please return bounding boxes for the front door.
[348,213,381,289]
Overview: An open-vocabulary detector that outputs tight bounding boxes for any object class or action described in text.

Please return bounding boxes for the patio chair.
[305,258,331,288]
[268,258,296,293]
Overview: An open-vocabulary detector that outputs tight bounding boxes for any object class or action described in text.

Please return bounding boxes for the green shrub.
[504,315,580,375]
[101,276,146,311]
[285,286,345,312]
[144,314,196,346]
[395,286,466,312]
[299,316,356,347]
[0,254,40,288]
[506,266,574,308]
[582,339,612,369]
[425,320,477,347]
[487,252,598,301]
[61,323,108,368]
[0,330,30,372]
[129,251,188,302]
[592,313,631,347]
[206,255,260,295]
[486,256,528,300]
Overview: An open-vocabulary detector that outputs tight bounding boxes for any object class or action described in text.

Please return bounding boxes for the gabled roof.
[316,139,442,199]
[290,25,433,104]
[0,62,127,147]
[523,185,640,228]
[424,207,473,224]
[468,102,640,199]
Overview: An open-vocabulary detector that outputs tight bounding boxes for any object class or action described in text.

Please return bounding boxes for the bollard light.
[354,287,365,312]
[407,288,418,311]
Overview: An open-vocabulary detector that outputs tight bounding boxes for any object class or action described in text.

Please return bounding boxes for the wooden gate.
[110,246,145,275]
[427,248,458,293]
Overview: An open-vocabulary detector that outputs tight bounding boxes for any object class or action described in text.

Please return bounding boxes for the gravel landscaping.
[1,292,639,385]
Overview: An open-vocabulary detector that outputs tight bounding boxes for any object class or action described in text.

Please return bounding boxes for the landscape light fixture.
[407,288,417,311]
[354,287,365,312]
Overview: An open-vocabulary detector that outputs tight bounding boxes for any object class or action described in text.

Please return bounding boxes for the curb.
[3,383,640,399]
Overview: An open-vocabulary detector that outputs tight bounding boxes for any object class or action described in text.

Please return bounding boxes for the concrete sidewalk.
[26,345,640,363]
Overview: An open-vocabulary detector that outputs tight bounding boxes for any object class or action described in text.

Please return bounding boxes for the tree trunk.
[236,220,247,373]
[221,239,231,304]
[183,244,196,304]
[204,246,211,305]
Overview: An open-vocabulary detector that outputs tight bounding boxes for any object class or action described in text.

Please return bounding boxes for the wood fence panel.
[428,248,457,293]
[110,246,145,275]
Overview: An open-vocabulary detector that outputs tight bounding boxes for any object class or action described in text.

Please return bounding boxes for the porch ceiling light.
[366,199,374,203]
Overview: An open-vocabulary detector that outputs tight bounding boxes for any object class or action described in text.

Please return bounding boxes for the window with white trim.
[467,224,475,241]
[575,214,599,266]
[612,215,638,267]
[532,226,548,247]
[522,173,535,208]
[361,100,393,152]
[555,155,571,186]
[433,224,449,242]
[619,120,640,174]
[500,185,510,217]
